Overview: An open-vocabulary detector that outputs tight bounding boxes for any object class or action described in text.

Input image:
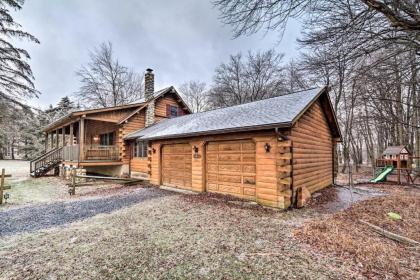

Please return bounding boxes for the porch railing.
[63,145,80,162]
[62,145,120,161]
[84,145,119,161]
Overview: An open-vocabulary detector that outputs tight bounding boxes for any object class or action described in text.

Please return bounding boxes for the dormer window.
[166,104,183,118]
[170,105,178,117]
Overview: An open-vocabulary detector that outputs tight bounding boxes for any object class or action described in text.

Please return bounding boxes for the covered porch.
[45,117,121,164]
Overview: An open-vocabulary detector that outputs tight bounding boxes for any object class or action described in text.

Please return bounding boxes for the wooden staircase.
[30,147,64,178]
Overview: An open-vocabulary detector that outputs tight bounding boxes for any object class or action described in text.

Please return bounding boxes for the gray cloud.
[14,0,301,108]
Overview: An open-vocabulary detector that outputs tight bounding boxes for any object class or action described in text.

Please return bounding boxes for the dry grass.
[1,162,418,278]
[3,177,68,207]
[295,184,420,279]
[0,158,151,209]
[0,193,357,279]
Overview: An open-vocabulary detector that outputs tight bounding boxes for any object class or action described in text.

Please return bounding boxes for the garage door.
[206,140,256,199]
[162,144,192,190]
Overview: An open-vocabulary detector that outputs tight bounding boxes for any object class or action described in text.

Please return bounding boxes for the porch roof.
[42,86,186,133]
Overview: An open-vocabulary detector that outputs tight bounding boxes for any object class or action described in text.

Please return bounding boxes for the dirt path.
[0,188,172,236]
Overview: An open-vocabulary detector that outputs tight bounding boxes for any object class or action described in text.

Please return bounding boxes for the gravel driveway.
[0,188,171,236]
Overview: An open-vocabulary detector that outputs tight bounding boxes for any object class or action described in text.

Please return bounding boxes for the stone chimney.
[144,68,155,127]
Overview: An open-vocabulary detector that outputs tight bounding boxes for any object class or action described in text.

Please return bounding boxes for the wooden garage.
[161,144,192,189]
[206,140,256,200]
[125,86,341,209]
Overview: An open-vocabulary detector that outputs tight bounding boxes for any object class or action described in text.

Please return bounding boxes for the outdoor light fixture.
[264,143,271,152]
[93,136,99,142]
[193,145,199,158]
[3,193,9,202]
[152,148,156,153]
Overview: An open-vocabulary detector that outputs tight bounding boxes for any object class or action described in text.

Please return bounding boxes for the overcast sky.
[14,0,302,109]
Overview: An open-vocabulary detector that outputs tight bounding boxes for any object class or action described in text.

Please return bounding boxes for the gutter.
[124,121,293,141]
[42,113,74,132]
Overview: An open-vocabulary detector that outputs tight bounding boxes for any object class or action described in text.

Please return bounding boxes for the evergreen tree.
[0,0,39,107]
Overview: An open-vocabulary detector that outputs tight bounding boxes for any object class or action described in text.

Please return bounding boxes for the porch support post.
[79,118,85,161]
[45,133,48,152]
[55,129,59,148]
[62,127,66,147]
[69,123,74,146]
[50,132,54,150]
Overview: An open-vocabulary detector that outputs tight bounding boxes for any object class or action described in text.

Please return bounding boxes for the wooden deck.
[63,160,123,167]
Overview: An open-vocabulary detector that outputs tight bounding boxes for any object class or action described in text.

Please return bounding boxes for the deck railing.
[62,145,120,161]
[84,145,119,161]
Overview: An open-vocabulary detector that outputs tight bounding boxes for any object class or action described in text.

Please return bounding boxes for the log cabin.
[125,86,341,209]
[30,69,191,178]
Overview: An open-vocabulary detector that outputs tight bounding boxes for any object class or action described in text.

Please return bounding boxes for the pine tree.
[0,0,39,107]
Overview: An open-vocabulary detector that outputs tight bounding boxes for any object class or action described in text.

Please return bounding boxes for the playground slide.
[370,166,394,183]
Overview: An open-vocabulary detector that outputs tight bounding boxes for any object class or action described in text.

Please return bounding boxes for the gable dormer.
[143,69,190,127]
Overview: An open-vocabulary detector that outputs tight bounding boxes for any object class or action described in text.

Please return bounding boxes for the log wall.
[290,100,333,194]
[120,111,146,165]
[277,138,293,209]
[154,93,189,122]
[254,135,280,208]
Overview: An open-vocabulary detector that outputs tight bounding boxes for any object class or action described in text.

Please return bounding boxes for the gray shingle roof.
[382,146,409,155]
[125,87,326,141]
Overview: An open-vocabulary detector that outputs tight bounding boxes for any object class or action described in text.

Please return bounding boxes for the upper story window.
[166,104,184,118]
[133,141,148,158]
[170,105,178,117]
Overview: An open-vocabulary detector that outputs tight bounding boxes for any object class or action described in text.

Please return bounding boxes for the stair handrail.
[31,148,58,162]
[30,147,64,174]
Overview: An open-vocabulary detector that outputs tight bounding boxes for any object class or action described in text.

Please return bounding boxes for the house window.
[99,132,114,146]
[166,104,183,118]
[170,105,178,117]
[133,141,148,158]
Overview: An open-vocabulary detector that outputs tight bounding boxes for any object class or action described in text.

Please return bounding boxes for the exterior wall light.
[152,148,156,154]
[264,143,271,152]
[193,145,199,158]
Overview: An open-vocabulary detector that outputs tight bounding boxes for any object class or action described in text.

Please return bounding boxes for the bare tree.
[210,50,286,108]
[0,0,39,108]
[75,42,143,108]
[284,59,309,93]
[214,0,420,52]
[179,81,209,113]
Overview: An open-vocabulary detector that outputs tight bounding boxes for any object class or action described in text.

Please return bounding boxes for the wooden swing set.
[374,146,419,185]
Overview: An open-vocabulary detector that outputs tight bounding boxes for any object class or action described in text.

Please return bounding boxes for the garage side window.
[133,141,148,158]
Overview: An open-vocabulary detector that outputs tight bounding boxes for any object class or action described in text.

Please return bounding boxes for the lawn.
[0,160,418,279]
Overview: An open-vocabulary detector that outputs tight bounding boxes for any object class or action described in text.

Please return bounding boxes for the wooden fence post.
[0,168,4,204]
[71,168,76,195]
